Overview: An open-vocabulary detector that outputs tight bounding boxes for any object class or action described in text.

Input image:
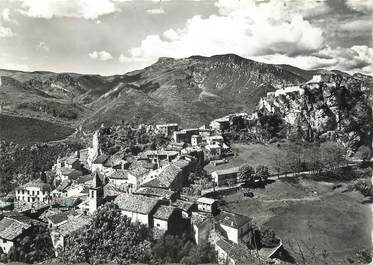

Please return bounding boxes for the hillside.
[0,54,309,129]
[0,54,371,144]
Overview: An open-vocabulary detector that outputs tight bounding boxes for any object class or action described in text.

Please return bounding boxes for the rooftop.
[60,167,82,177]
[109,170,129,180]
[47,212,69,225]
[153,205,176,220]
[18,179,51,192]
[213,167,240,176]
[142,164,182,189]
[135,187,176,199]
[216,239,255,263]
[56,215,91,237]
[218,211,251,229]
[0,217,31,241]
[93,154,109,164]
[197,197,216,205]
[172,200,195,212]
[114,193,159,214]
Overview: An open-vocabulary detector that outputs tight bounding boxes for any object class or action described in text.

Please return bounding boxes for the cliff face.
[257,73,373,151]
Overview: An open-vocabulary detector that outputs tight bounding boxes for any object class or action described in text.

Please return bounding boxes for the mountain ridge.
[0,54,371,142]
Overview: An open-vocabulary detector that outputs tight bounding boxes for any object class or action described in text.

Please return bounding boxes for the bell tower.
[89,171,104,214]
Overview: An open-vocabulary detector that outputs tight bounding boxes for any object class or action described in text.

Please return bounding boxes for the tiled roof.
[135,187,176,199]
[0,217,31,240]
[103,153,125,168]
[218,211,251,229]
[18,179,51,191]
[129,165,151,177]
[153,205,176,220]
[104,183,126,197]
[60,167,82,177]
[191,212,211,227]
[66,157,79,165]
[109,170,129,180]
[197,197,216,205]
[213,167,240,176]
[114,193,159,214]
[93,154,109,164]
[173,159,190,169]
[157,164,182,188]
[216,239,255,263]
[47,212,69,225]
[172,200,195,212]
[57,180,72,191]
[57,215,91,237]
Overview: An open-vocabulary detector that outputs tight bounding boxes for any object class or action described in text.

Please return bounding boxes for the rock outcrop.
[257,73,372,152]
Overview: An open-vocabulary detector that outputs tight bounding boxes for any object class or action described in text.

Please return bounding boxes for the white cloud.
[253,45,373,74]
[18,0,117,19]
[119,0,324,68]
[37,41,50,52]
[89,50,113,61]
[346,0,373,13]
[2,8,11,22]
[146,8,166,14]
[0,25,14,37]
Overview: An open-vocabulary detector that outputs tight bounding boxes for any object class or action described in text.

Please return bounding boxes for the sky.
[0,0,372,75]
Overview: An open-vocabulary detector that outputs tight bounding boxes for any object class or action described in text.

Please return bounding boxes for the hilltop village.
[0,110,288,265]
[0,74,371,265]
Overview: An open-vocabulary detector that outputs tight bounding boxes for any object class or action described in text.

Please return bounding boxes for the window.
[91,191,95,198]
[37,191,39,195]
[157,224,160,227]
[32,190,35,196]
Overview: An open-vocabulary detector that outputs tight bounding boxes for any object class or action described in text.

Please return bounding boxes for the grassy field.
[0,114,74,144]
[205,142,284,174]
[222,178,371,263]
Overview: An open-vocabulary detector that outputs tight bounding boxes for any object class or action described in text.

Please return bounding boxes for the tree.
[255,165,270,182]
[356,145,371,161]
[8,225,54,263]
[238,164,255,183]
[59,202,154,265]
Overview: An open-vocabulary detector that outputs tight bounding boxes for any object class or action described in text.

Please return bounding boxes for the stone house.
[191,212,213,245]
[107,170,129,186]
[212,167,240,186]
[217,211,251,244]
[156,123,179,137]
[141,164,184,191]
[134,187,178,202]
[50,214,91,254]
[114,193,160,227]
[191,135,202,146]
[205,144,222,161]
[153,205,181,236]
[215,238,255,265]
[15,179,51,204]
[197,197,218,214]
[0,217,32,254]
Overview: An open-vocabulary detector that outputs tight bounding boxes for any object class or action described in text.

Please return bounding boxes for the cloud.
[18,0,117,19]
[146,8,166,14]
[2,8,11,22]
[119,0,324,68]
[37,41,50,52]
[253,45,373,74]
[0,25,14,37]
[89,50,113,61]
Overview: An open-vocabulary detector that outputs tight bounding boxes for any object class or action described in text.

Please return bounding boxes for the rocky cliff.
[257,73,372,152]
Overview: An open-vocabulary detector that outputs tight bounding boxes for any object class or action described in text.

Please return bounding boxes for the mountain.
[0,54,371,144]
